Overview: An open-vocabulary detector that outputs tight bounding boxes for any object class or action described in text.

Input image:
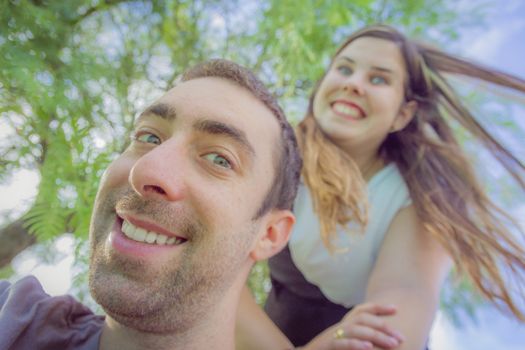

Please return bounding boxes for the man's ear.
[250,210,295,262]
[391,100,417,133]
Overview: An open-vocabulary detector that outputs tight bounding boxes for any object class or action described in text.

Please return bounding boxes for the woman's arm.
[236,280,405,350]
[235,205,445,350]
[303,303,404,350]
[361,205,453,350]
[235,284,293,350]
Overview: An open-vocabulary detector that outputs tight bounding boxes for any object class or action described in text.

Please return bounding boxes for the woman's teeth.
[333,102,363,118]
[121,220,185,245]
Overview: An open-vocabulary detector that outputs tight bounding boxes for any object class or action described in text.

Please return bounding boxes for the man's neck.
[99,307,236,350]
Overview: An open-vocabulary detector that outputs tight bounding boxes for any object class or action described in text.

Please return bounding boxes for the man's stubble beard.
[88,188,258,334]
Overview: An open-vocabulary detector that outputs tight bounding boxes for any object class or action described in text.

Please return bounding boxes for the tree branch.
[68,0,130,26]
[0,217,36,268]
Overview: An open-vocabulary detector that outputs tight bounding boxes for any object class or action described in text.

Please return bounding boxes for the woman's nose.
[343,74,365,96]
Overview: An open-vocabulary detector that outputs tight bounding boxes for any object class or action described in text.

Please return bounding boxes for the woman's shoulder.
[368,163,412,210]
[368,163,404,187]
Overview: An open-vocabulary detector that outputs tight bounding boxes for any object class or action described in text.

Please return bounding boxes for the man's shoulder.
[0,276,104,350]
[1,275,42,297]
[0,275,44,309]
[1,275,74,313]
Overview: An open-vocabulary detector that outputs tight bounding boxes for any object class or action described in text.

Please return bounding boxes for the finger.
[353,313,405,342]
[344,325,401,349]
[333,338,373,350]
[354,303,398,316]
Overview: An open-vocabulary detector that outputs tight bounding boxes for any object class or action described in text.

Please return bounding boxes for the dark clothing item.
[266,246,430,350]
[0,276,104,350]
[265,246,352,347]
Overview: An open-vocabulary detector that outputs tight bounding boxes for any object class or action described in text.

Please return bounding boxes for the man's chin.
[90,269,161,321]
[89,259,154,305]
[90,271,199,334]
[105,310,182,334]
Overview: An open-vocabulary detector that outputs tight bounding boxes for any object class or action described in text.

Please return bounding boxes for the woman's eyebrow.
[338,56,395,74]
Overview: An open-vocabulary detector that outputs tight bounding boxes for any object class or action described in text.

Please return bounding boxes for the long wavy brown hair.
[297,25,525,320]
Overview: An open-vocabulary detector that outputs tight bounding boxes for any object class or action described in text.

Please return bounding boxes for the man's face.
[88,77,280,333]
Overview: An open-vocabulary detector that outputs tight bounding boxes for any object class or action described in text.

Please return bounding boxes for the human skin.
[236,37,451,350]
[306,37,451,350]
[312,37,417,173]
[89,76,295,350]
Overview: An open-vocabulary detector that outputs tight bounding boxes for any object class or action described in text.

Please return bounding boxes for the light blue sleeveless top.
[289,163,412,307]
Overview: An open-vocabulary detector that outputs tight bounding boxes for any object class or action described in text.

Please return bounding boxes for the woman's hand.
[302,303,404,350]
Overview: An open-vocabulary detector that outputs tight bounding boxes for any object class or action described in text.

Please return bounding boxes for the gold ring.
[334,327,345,339]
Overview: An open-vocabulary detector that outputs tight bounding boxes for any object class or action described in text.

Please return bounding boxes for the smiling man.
[0,59,302,350]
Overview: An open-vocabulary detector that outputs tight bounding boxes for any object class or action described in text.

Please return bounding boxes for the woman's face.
[312,36,415,156]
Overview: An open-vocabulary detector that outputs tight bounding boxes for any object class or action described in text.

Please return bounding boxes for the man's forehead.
[155,78,251,118]
[139,79,251,125]
[141,77,278,134]
[139,102,177,122]
[137,76,280,157]
[138,102,256,157]
[167,76,241,99]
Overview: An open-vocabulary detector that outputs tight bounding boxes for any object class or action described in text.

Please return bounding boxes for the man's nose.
[128,140,186,202]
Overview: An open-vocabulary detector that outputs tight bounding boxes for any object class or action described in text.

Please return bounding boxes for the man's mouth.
[121,219,186,246]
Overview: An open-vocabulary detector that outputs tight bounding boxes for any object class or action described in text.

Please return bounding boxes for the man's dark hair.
[181,59,302,216]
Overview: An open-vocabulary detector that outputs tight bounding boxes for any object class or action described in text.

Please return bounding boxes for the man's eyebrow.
[338,56,394,74]
[194,119,255,156]
[139,103,177,121]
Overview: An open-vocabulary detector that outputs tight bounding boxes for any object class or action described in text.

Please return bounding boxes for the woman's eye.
[135,132,161,145]
[203,152,232,169]
[370,76,387,85]
[336,65,353,76]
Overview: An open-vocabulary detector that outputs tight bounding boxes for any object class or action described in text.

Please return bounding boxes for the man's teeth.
[121,220,185,245]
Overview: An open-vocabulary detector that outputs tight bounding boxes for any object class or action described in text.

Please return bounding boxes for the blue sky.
[459,1,525,77]
[429,2,525,348]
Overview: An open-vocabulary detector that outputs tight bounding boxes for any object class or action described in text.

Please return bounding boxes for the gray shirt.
[0,276,104,350]
[289,164,411,306]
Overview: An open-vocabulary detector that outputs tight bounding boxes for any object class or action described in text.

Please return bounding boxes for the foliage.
[248,261,272,305]
[0,265,14,280]
[440,274,486,327]
[0,0,502,321]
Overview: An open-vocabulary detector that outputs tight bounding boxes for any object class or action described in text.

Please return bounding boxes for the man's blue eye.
[336,66,353,76]
[370,76,387,85]
[136,133,161,145]
[203,153,232,169]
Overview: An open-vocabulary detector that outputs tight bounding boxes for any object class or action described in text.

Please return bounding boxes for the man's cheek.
[100,155,136,190]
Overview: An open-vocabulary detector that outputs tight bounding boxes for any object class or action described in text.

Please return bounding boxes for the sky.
[429,2,525,348]
[1,1,525,349]
[459,1,525,77]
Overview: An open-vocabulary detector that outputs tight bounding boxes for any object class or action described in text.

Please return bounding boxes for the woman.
[236,24,525,350]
